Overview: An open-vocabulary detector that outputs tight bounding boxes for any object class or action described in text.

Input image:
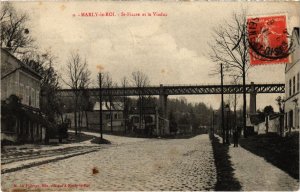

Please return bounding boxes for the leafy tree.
[275,96,285,113]
[263,105,274,133]
[263,105,274,115]
[169,110,177,133]
[22,51,61,123]
[1,95,22,132]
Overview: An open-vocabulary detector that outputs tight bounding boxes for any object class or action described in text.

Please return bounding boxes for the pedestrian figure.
[233,129,239,147]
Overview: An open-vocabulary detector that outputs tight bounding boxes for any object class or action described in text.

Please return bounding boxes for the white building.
[1,48,40,107]
[65,101,125,132]
[1,48,46,143]
[284,27,300,134]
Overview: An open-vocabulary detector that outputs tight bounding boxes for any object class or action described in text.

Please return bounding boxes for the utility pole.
[123,82,126,134]
[110,94,113,133]
[212,110,214,136]
[99,73,103,140]
[225,104,230,144]
[156,106,159,137]
[242,65,247,138]
[210,110,215,139]
[221,63,225,144]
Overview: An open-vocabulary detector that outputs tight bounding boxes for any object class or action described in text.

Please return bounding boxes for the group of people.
[211,127,240,147]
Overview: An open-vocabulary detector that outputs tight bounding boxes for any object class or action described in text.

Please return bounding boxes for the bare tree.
[121,76,129,133]
[209,10,249,137]
[102,72,114,132]
[131,71,150,131]
[64,51,90,135]
[0,2,34,54]
[78,62,91,132]
[228,76,241,131]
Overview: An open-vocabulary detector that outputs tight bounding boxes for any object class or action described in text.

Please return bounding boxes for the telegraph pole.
[99,73,103,139]
[123,82,126,134]
[212,110,214,136]
[242,65,247,138]
[221,63,225,144]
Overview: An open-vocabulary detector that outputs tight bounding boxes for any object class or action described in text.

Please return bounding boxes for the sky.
[13,1,300,110]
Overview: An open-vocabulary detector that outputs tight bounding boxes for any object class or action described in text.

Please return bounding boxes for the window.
[114,113,118,119]
[3,80,7,98]
[289,110,294,128]
[297,73,299,92]
[7,77,11,98]
[145,116,153,123]
[106,114,110,120]
[133,116,139,123]
[26,86,29,105]
[31,89,35,107]
[19,84,24,102]
[118,113,123,119]
[36,91,40,107]
[293,76,296,94]
[15,81,18,96]
[289,79,292,96]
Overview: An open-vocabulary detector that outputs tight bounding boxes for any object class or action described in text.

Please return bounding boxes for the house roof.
[249,114,265,125]
[93,101,124,111]
[285,27,300,73]
[269,113,284,120]
[1,48,42,80]
[129,107,156,114]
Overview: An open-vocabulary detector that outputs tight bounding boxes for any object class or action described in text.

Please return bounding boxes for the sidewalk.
[229,143,299,191]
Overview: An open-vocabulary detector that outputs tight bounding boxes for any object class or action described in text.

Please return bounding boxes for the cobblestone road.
[1,134,217,191]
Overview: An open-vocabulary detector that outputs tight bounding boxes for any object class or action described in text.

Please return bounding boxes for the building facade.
[284,28,300,134]
[1,48,46,144]
[65,101,125,132]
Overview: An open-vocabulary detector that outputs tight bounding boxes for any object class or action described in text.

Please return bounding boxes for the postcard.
[1,1,299,191]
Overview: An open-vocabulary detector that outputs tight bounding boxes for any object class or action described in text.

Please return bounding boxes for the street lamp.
[225,104,230,144]
[220,63,225,144]
[98,72,103,140]
[97,65,105,140]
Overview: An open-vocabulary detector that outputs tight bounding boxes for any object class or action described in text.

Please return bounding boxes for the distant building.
[66,101,125,132]
[128,107,157,135]
[1,48,46,144]
[250,113,283,135]
[284,27,300,134]
[93,101,124,132]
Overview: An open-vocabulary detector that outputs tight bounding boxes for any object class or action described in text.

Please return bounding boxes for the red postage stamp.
[247,15,289,65]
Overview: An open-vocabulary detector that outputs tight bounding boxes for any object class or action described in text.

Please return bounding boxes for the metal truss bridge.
[56,83,285,97]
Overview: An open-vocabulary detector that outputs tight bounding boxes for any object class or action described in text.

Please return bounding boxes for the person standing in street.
[233,129,239,147]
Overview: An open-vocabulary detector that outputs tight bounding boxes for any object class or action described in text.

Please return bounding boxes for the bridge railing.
[54,83,285,97]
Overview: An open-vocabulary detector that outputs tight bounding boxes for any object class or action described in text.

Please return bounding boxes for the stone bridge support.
[249,82,257,114]
[159,84,169,135]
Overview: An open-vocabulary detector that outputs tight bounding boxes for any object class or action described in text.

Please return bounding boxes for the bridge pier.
[249,82,257,114]
[159,84,170,135]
